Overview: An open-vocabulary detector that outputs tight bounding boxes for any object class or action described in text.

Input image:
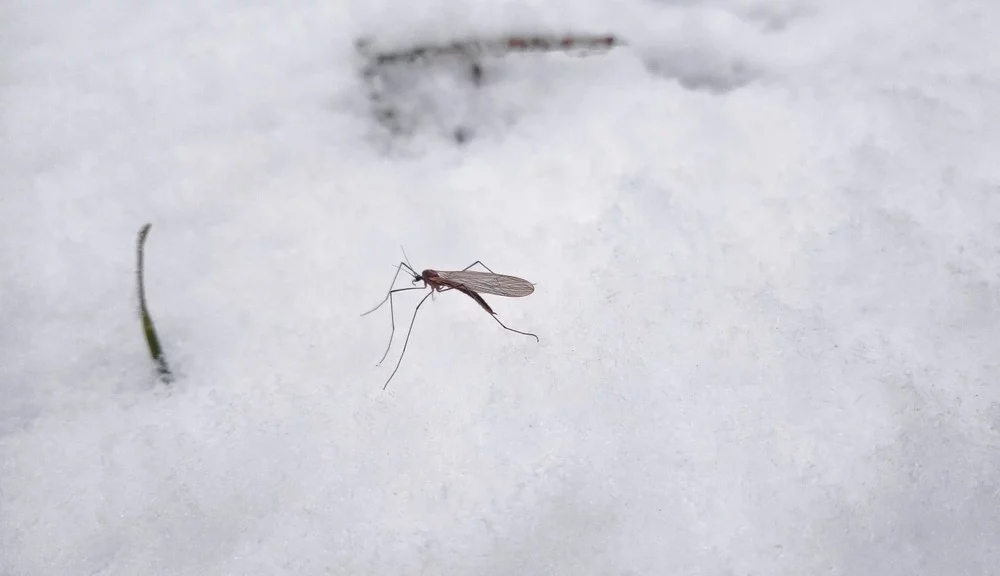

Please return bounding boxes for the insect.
[362,255,538,389]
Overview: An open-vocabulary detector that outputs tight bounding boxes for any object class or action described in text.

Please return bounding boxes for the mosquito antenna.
[400,246,415,276]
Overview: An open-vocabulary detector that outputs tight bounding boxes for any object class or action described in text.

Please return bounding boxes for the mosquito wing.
[435,270,535,297]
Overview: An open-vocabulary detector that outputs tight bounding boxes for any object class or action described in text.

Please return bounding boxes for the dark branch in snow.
[356,33,627,141]
[357,34,624,66]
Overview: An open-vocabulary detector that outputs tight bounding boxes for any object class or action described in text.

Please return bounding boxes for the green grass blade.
[137,223,173,383]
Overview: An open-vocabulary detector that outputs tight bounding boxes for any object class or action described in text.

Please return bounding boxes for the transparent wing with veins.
[433,270,535,297]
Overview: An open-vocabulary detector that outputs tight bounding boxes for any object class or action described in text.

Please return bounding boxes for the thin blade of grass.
[137,223,173,383]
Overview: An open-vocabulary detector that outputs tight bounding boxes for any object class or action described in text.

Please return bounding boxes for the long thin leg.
[489,314,539,342]
[449,279,539,342]
[362,261,419,317]
[462,260,539,294]
[363,261,424,366]
[460,260,495,273]
[373,285,427,365]
[383,291,434,390]
[454,288,540,342]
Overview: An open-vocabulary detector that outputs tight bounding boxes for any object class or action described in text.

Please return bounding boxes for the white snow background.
[2,0,999,573]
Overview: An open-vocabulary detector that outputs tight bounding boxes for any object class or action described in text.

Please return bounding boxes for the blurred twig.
[357,33,624,66]
[357,33,626,139]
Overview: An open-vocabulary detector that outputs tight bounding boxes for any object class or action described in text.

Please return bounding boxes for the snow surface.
[3,0,1000,573]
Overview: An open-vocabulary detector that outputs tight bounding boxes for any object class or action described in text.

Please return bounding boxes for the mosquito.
[362,256,538,389]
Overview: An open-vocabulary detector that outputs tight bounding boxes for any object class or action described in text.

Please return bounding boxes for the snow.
[2,0,999,574]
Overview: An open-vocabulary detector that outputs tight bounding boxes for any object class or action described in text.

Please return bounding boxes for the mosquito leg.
[460,260,495,273]
[362,261,414,317]
[489,314,539,342]
[374,285,427,366]
[400,261,419,278]
[461,260,538,290]
[453,265,537,339]
[383,291,434,390]
[453,285,495,315]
